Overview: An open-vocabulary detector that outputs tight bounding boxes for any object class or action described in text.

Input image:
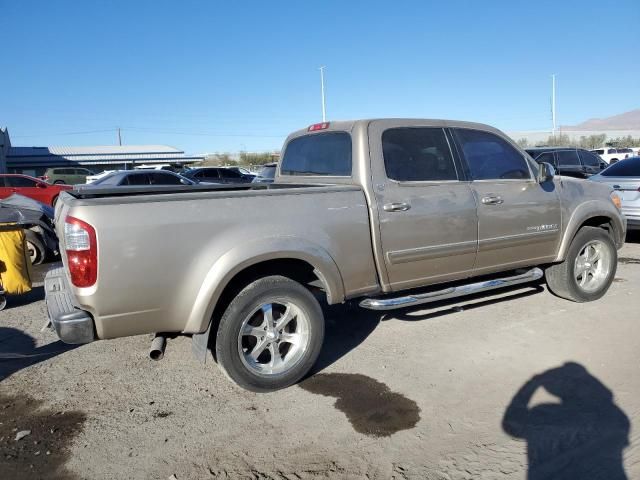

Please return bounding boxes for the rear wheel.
[25,230,46,265]
[54,180,65,185]
[545,227,616,302]
[215,275,325,392]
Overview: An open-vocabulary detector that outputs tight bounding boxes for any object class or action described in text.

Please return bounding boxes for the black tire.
[545,227,617,302]
[25,230,47,265]
[54,180,65,185]
[215,275,325,392]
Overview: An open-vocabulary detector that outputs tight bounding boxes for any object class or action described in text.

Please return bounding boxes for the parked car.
[251,163,277,183]
[133,164,177,172]
[591,147,634,164]
[0,174,72,207]
[83,170,198,187]
[44,119,625,392]
[85,170,116,184]
[182,167,254,184]
[589,156,640,230]
[526,147,604,178]
[42,167,96,185]
[0,194,58,265]
[226,166,257,180]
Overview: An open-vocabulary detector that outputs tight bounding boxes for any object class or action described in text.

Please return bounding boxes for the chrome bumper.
[45,267,95,344]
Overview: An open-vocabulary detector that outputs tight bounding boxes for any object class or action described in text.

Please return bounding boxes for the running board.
[359,267,544,311]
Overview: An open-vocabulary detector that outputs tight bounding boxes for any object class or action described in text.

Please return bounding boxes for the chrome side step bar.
[359,267,544,311]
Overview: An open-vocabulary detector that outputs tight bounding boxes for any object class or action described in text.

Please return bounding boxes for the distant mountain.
[563,109,640,131]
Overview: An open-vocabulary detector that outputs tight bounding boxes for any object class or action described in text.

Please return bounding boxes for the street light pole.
[551,74,557,137]
[319,66,326,122]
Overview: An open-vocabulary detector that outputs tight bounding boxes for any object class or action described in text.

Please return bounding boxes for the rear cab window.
[280,132,352,176]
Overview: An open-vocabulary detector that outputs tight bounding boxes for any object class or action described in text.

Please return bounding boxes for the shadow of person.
[503,362,629,480]
[0,327,80,382]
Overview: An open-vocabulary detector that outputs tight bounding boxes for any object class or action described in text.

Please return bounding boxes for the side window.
[125,173,150,185]
[150,172,182,185]
[6,176,37,187]
[382,127,457,181]
[556,150,581,167]
[219,169,241,179]
[455,129,530,180]
[535,151,556,166]
[579,150,601,167]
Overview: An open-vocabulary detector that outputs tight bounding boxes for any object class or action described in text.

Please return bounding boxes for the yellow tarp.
[0,223,32,295]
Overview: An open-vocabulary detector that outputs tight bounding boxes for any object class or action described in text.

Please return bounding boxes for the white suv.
[591,147,634,164]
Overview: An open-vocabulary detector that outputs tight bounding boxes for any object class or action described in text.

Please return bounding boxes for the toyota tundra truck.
[45,119,626,392]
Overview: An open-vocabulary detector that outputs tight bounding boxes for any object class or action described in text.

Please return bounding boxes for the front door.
[452,128,562,275]
[368,121,478,291]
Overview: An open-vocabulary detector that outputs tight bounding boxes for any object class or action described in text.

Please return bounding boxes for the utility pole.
[551,74,557,137]
[319,66,326,122]
[117,127,122,146]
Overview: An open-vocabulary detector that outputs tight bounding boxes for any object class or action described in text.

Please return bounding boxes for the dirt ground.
[1,235,640,479]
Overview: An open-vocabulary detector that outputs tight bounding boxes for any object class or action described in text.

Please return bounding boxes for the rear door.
[452,128,561,275]
[368,121,478,291]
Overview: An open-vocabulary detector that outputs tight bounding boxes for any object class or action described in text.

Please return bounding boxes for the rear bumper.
[45,267,95,344]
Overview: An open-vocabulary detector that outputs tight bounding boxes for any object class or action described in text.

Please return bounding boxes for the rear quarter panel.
[59,187,378,339]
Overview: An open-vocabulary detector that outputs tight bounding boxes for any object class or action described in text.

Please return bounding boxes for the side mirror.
[538,162,555,183]
[36,182,48,189]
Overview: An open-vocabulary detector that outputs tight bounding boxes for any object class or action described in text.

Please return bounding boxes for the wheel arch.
[555,204,625,262]
[185,237,345,334]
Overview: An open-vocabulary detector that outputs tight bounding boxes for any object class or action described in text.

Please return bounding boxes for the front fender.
[555,200,626,262]
[183,236,345,333]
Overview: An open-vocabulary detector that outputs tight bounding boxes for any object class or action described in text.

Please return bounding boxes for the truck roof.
[285,118,507,142]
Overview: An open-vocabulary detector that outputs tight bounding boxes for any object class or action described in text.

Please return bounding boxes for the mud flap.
[191,321,213,364]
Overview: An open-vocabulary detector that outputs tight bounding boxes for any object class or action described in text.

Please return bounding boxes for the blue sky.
[1,0,638,154]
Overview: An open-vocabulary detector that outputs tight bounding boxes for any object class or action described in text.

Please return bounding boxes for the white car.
[85,170,117,184]
[591,147,634,164]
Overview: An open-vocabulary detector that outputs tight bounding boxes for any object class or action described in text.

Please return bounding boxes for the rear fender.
[184,236,345,334]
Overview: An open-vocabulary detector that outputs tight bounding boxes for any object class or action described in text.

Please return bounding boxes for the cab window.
[382,127,457,181]
[454,129,530,180]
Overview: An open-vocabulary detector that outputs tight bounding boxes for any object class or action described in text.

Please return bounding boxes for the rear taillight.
[64,216,97,288]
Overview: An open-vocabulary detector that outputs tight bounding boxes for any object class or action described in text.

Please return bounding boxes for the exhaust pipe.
[149,334,167,361]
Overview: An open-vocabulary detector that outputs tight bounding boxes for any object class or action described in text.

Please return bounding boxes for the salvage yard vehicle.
[80,170,198,187]
[43,167,96,185]
[0,174,72,207]
[525,147,604,179]
[45,119,626,392]
[589,156,640,230]
[0,194,59,265]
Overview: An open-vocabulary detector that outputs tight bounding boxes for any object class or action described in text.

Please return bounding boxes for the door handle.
[383,202,411,212]
[481,195,504,205]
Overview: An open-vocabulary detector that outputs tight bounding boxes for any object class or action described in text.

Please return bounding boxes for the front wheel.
[215,275,325,392]
[545,227,617,302]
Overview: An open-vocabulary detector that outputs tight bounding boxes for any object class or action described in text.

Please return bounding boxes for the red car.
[0,174,72,207]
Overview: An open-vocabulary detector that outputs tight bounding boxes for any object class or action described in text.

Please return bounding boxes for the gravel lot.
[1,234,639,479]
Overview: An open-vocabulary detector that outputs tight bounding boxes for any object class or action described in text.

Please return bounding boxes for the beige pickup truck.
[45,119,626,391]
